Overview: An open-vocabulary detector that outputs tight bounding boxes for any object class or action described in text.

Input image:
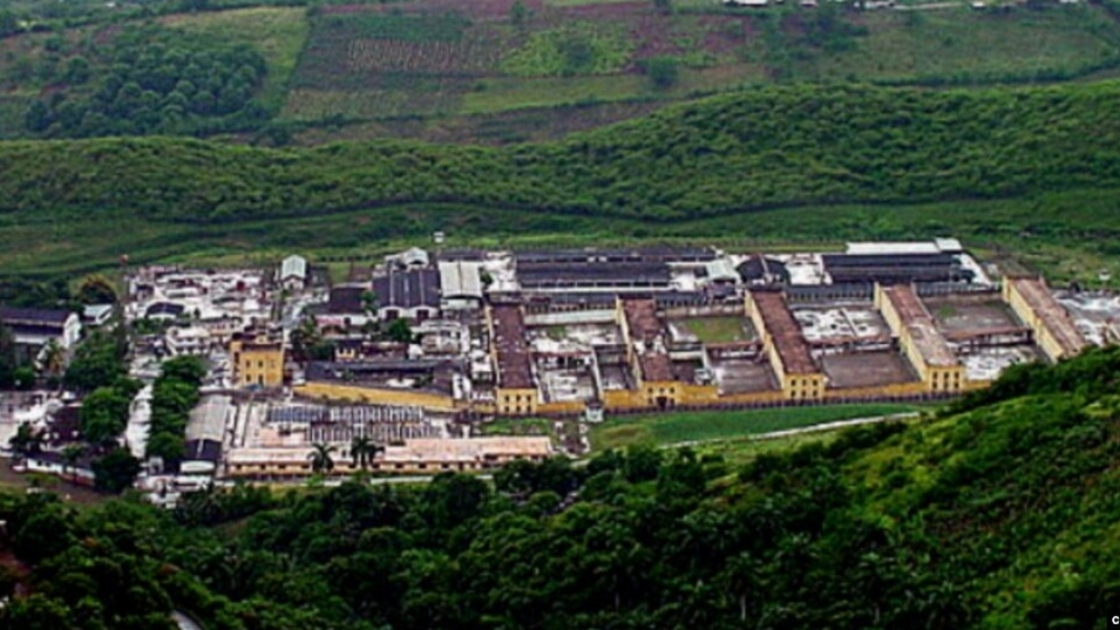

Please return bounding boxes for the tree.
[160,355,207,386]
[0,324,16,388]
[80,386,132,449]
[40,339,66,380]
[350,436,384,471]
[92,446,141,493]
[360,290,379,315]
[11,366,34,391]
[146,432,185,462]
[8,422,43,459]
[75,274,118,305]
[61,444,85,482]
[386,319,413,345]
[645,56,679,90]
[64,332,126,393]
[308,443,336,475]
[510,0,530,28]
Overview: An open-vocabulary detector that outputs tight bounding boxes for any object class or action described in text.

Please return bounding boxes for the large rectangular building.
[745,290,824,400]
[1002,277,1088,362]
[489,302,537,415]
[875,284,965,393]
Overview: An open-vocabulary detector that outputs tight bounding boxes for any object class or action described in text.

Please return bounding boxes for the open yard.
[589,402,926,451]
[678,316,755,343]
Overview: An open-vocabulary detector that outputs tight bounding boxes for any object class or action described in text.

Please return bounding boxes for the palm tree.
[40,339,66,380]
[308,442,336,475]
[8,422,43,461]
[350,436,386,471]
[61,443,85,482]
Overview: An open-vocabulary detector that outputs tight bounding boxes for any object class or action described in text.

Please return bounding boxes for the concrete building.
[1003,277,1088,362]
[230,330,285,387]
[439,260,484,311]
[488,301,537,416]
[745,290,825,401]
[373,268,441,322]
[225,436,553,478]
[278,255,308,292]
[0,306,82,351]
[875,284,965,394]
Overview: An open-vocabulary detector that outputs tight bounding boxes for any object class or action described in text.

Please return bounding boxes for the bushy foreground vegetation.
[2,347,1120,629]
[1,81,1119,225]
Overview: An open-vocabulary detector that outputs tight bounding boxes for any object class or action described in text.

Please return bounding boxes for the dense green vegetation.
[24,24,268,138]
[146,356,206,463]
[1,81,1119,222]
[2,347,1120,628]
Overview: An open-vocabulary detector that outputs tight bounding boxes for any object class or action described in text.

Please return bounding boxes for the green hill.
[3,346,1120,629]
[2,81,1120,277]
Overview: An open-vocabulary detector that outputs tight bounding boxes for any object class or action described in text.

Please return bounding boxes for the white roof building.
[439,261,484,301]
[280,255,308,282]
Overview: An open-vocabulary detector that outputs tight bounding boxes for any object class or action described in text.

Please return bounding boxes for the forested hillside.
[2,81,1119,224]
[2,347,1120,629]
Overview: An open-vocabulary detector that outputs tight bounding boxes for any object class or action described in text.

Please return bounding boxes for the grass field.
[589,403,926,451]
[798,6,1120,83]
[5,180,1120,283]
[162,7,310,113]
[678,316,753,343]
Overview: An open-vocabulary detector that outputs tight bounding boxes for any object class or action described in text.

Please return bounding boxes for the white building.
[278,255,308,292]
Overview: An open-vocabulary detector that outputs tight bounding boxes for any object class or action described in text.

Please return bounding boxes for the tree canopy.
[2,347,1120,628]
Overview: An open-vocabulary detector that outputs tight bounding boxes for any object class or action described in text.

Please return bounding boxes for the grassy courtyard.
[589,402,927,451]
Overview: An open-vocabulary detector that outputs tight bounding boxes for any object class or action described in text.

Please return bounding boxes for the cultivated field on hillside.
[161,7,310,113]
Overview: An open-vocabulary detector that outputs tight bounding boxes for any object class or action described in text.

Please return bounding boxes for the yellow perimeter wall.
[295,382,457,411]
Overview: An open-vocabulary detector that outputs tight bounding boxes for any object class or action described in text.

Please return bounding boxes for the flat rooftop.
[751,291,817,375]
[881,285,959,368]
[1008,277,1088,358]
[821,351,917,389]
[491,304,534,389]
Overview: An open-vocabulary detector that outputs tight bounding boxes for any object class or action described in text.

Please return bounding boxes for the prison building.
[372,268,441,322]
[515,260,672,291]
[225,436,554,478]
[823,252,967,285]
[618,296,682,407]
[230,329,285,388]
[874,284,965,394]
[514,247,715,266]
[745,290,824,401]
[1002,276,1088,362]
[488,303,537,415]
[438,260,484,311]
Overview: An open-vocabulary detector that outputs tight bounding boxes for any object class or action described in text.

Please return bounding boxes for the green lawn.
[803,6,1120,82]
[590,403,927,451]
[478,417,553,437]
[678,316,754,343]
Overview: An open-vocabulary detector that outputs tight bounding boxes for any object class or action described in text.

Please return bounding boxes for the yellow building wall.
[496,387,539,416]
[603,388,651,411]
[295,382,456,411]
[536,400,586,415]
[824,381,927,401]
[231,340,284,387]
[1003,282,1068,363]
